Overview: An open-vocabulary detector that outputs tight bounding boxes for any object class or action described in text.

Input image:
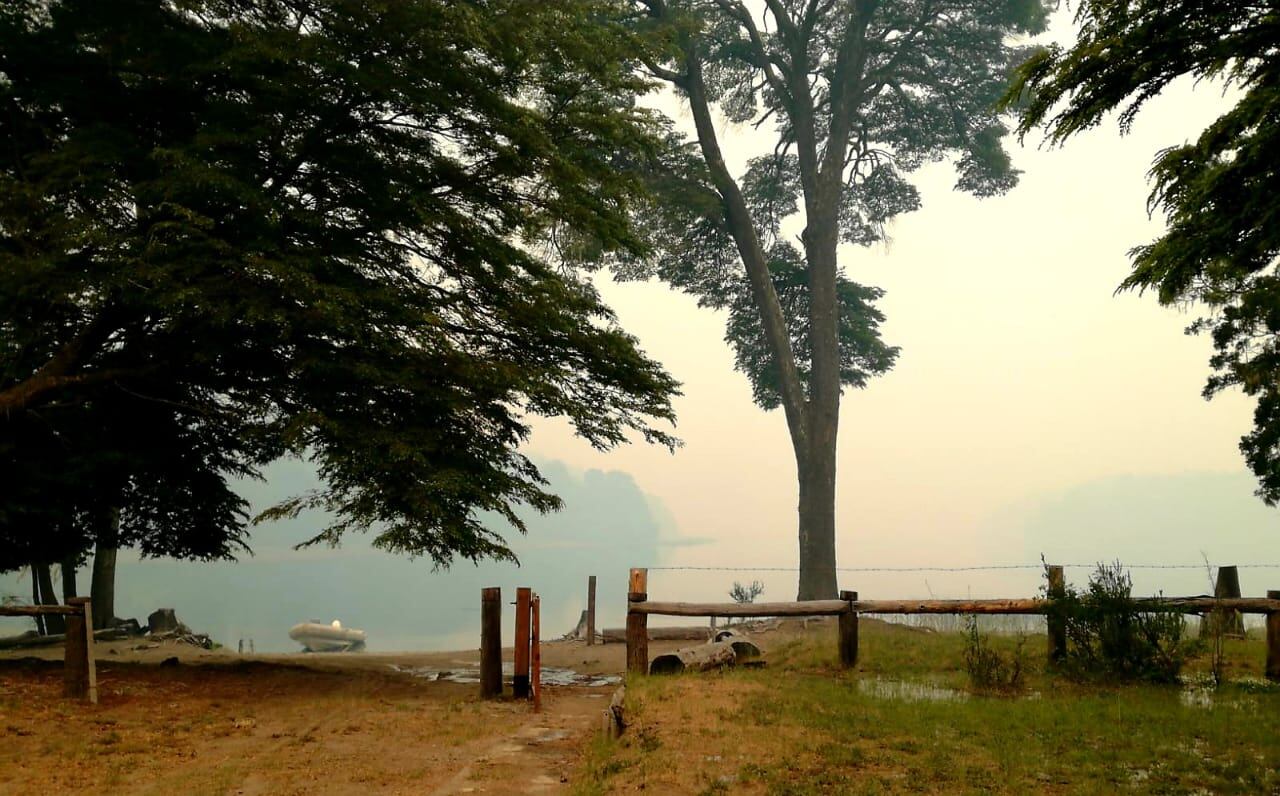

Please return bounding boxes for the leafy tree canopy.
[0,0,679,570]
[1006,1,1280,504]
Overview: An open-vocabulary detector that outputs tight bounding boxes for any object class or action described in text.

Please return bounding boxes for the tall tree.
[1005,1,1280,506]
[612,1,1048,597]
[0,1,679,576]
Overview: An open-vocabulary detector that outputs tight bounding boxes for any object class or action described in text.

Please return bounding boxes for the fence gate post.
[626,568,649,675]
[1046,565,1066,664]
[514,587,532,699]
[587,575,597,647]
[839,590,858,668]
[1267,590,1280,682]
[480,587,503,699]
[1203,565,1245,639]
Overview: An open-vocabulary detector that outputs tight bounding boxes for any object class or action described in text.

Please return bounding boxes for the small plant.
[962,615,1026,693]
[1047,561,1195,683]
[729,580,764,604]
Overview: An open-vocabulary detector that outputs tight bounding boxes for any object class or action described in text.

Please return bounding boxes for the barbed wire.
[645,563,1280,573]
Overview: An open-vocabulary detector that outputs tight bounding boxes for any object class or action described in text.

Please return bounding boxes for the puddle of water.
[857,677,968,703]
[387,663,619,687]
[1177,674,1262,710]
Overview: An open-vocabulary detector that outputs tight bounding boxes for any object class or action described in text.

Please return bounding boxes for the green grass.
[574,621,1280,794]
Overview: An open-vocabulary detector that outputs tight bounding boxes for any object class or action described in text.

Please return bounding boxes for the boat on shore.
[288,619,366,652]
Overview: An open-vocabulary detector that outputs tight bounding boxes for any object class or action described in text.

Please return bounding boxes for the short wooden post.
[480,587,503,699]
[65,597,97,704]
[587,575,597,647]
[531,594,542,712]
[626,568,648,675]
[838,590,858,668]
[1046,565,1066,664]
[514,587,532,699]
[1267,590,1280,682]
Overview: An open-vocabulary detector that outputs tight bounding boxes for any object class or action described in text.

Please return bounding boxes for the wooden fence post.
[480,587,503,699]
[63,597,97,704]
[532,594,542,712]
[838,590,858,668]
[587,575,597,647]
[514,587,532,699]
[626,568,648,675]
[1046,565,1066,664]
[1267,590,1280,682]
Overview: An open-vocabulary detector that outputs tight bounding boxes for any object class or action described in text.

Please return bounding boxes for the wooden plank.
[838,590,858,668]
[626,569,648,675]
[600,626,713,643]
[531,594,542,713]
[633,599,850,617]
[480,587,502,699]
[1268,591,1280,683]
[587,575,597,647]
[514,587,531,699]
[0,605,82,616]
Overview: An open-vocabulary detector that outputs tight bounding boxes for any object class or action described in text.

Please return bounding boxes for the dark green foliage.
[0,0,678,570]
[962,615,1027,693]
[1047,563,1195,683]
[1005,1,1280,504]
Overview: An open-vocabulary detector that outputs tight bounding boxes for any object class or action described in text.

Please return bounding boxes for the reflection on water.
[857,677,969,703]
[387,663,620,687]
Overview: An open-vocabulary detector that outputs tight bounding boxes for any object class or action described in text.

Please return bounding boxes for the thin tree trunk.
[30,564,46,636]
[34,562,64,635]
[91,508,120,629]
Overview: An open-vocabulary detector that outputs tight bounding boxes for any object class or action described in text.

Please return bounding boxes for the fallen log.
[600,626,712,644]
[0,626,132,649]
[649,636,763,675]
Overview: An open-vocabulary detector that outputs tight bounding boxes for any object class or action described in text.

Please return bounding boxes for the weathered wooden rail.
[0,597,98,703]
[624,568,1280,681]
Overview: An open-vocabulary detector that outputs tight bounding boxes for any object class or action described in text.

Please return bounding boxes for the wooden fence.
[1,598,98,703]
[625,568,1280,681]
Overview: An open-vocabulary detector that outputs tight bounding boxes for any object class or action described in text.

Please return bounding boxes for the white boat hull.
[288,622,367,652]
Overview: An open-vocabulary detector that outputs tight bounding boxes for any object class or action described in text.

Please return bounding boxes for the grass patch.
[577,620,1280,794]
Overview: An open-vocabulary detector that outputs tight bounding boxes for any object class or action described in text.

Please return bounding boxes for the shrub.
[962,615,1026,693]
[1048,562,1196,683]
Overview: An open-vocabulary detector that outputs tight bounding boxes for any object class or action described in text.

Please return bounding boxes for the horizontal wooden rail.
[633,600,850,617]
[857,597,1280,615]
[0,605,83,617]
[631,596,1280,618]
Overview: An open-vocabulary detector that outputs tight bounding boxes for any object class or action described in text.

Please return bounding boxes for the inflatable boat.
[288,619,367,652]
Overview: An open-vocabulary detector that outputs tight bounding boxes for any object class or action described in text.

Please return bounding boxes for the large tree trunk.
[796,438,839,600]
[90,508,120,629]
[61,558,78,602]
[34,562,65,635]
